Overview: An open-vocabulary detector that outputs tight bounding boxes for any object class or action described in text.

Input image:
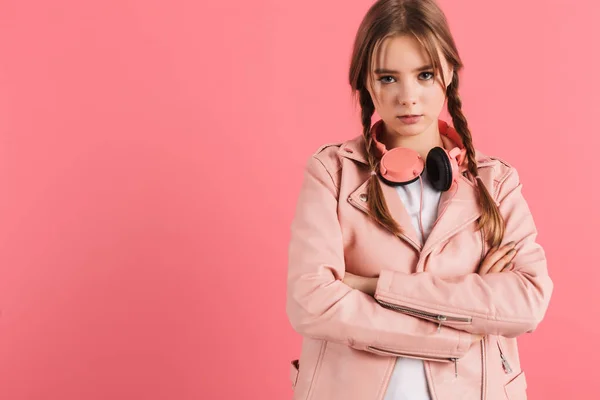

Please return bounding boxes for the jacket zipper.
[481,336,487,400]
[496,337,513,374]
[376,299,472,332]
[367,346,461,378]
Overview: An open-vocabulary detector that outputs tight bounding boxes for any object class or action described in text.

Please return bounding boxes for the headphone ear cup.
[426,147,453,191]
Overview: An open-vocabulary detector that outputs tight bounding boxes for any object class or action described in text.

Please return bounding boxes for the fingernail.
[506,241,515,247]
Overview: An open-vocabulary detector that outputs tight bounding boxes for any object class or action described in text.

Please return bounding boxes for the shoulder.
[476,151,516,179]
[312,141,344,160]
[308,137,357,173]
[311,133,367,166]
[475,149,522,200]
[298,141,346,193]
[303,134,366,194]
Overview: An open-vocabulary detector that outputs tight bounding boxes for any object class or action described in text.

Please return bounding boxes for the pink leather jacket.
[286,132,553,400]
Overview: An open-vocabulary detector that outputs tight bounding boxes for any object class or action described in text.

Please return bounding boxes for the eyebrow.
[374,65,433,74]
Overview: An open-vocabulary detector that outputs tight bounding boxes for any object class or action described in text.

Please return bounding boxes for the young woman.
[286,0,553,399]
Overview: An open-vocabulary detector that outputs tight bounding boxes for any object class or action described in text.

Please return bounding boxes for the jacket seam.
[493,166,515,201]
[306,340,328,400]
[375,358,395,400]
[313,156,341,197]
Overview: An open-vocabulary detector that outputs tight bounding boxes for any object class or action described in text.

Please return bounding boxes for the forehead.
[372,34,435,71]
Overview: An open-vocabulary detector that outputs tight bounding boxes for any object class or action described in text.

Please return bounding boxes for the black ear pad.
[426,147,453,191]
[379,173,421,187]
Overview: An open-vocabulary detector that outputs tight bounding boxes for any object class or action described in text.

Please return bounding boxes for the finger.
[488,249,517,274]
[479,244,512,274]
[488,261,508,274]
[502,262,515,272]
[478,242,515,275]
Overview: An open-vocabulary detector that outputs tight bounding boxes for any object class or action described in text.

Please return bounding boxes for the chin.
[393,122,424,136]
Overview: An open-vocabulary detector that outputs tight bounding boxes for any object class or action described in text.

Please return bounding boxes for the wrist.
[366,277,378,296]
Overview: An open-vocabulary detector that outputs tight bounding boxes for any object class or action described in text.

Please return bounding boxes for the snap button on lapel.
[359,193,368,202]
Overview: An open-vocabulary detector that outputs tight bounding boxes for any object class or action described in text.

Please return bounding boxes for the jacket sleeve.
[373,166,553,338]
[286,154,473,360]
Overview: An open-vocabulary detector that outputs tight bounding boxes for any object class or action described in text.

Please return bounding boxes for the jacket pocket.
[366,345,455,363]
[366,346,462,378]
[290,340,328,399]
[504,371,527,399]
[290,359,300,389]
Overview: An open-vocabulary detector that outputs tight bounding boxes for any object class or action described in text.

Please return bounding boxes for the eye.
[378,76,396,84]
[419,71,434,80]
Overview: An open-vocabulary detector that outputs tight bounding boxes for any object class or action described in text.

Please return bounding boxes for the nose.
[397,80,418,105]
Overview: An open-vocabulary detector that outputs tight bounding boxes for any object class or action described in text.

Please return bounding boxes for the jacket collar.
[341,122,495,254]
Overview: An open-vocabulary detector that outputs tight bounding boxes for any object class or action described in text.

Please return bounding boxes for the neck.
[380,122,445,161]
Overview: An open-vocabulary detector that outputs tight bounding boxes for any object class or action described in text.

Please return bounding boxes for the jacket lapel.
[379,180,423,249]
[421,174,481,255]
[341,134,423,250]
[347,177,423,251]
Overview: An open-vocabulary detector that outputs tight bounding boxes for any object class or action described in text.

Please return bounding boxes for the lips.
[397,115,423,124]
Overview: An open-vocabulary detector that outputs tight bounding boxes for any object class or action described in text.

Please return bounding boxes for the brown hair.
[348,0,504,248]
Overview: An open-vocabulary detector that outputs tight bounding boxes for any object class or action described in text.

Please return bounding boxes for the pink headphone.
[370,119,468,243]
[371,118,467,191]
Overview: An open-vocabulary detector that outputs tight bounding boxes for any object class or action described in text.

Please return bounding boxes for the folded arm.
[373,166,553,338]
[287,155,473,360]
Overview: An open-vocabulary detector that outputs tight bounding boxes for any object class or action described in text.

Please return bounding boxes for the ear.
[445,66,454,88]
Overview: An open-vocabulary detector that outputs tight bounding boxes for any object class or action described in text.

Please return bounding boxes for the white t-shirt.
[383,167,442,400]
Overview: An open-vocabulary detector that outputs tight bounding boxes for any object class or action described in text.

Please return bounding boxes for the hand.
[478,241,518,276]
[342,271,378,296]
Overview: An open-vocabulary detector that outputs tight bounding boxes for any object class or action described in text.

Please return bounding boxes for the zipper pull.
[436,315,447,333]
[497,340,514,374]
[500,352,513,374]
[450,358,458,378]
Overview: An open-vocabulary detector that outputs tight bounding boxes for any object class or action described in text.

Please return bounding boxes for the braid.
[359,90,377,169]
[446,72,477,178]
[446,71,505,248]
[358,89,402,235]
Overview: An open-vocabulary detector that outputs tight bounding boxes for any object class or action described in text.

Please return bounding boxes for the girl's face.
[366,34,454,140]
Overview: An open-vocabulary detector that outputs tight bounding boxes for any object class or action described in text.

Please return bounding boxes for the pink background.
[0,0,596,399]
